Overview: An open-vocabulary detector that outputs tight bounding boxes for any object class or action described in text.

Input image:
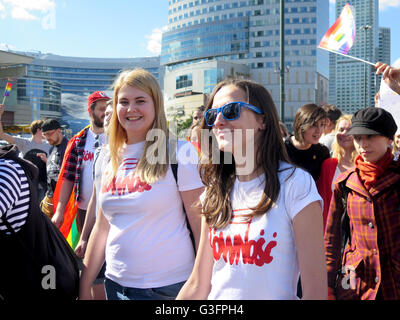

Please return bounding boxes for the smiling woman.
[284,104,331,181]
[78,68,204,301]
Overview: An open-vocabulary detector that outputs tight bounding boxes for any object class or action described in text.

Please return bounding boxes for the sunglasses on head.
[204,101,264,127]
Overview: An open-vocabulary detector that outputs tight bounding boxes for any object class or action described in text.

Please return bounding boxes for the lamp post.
[279,0,285,122]
[360,25,371,108]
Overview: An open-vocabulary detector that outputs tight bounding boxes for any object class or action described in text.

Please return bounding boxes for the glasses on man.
[42,130,56,138]
[204,101,264,127]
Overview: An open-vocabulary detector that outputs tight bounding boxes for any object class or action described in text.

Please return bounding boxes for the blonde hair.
[332,114,358,164]
[107,68,169,184]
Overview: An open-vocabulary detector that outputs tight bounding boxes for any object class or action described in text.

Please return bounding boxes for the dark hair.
[322,104,342,125]
[199,79,292,229]
[30,120,44,135]
[293,103,327,144]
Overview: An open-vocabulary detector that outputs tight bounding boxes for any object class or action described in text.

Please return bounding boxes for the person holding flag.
[2,82,12,103]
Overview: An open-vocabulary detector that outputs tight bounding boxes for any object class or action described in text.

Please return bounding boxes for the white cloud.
[380,0,400,10]
[3,0,55,12]
[146,26,168,55]
[0,2,6,18]
[11,6,39,20]
[0,43,16,51]
[1,0,56,28]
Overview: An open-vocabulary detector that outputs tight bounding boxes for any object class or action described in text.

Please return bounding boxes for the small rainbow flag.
[4,82,12,96]
[318,3,356,55]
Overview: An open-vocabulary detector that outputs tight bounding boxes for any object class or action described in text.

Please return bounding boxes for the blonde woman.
[79,69,203,300]
[316,114,358,230]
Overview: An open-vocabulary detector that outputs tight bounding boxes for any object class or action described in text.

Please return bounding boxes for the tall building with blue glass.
[161,0,329,124]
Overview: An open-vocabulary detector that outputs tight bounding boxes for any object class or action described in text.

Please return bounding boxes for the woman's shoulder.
[278,161,310,183]
[311,142,330,153]
[321,157,338,168]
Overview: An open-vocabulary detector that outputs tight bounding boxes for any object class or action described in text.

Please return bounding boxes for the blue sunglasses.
[204,101,264,127]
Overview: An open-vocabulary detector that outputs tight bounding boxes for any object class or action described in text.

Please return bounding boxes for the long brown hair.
[199,79,292,229]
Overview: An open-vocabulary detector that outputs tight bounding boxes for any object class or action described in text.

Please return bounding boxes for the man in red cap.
[51,91,110,237]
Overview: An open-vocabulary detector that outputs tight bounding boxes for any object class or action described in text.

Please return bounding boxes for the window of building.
[176,74,193,89]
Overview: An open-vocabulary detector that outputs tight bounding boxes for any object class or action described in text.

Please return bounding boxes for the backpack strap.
[170,161,195,251]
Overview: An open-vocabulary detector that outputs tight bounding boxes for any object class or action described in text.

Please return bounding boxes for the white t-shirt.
[99,140,203,288]
[78,129,105,210]
[203,162,322,300]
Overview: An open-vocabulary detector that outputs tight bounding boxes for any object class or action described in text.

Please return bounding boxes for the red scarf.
[355,148,394,190]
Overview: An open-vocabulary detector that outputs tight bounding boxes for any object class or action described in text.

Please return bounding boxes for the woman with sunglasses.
[79,69,204,300]
[177,79,327,300]
[284,104,330,182]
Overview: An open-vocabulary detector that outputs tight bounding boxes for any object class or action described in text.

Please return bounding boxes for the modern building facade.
[329,0,384,114]
[164,59,250,119]
[0,50,33,126]
[161,0,330,124]
[378,27,390,67]
[13,51,163,123]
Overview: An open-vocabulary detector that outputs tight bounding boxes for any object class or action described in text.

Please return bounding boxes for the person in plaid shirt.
[325,61,400,300]
[52,91,110,234]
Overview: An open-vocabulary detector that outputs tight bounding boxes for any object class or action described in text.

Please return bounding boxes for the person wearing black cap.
[38,119,68,218]
[325,107,400,300]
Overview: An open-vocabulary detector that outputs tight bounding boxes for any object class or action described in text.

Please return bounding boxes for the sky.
[0,0,399,64]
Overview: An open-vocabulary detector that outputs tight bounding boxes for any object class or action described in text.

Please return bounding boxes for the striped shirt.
[0,158,30,234]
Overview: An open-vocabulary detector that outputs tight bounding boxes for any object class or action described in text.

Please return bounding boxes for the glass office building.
[17,78,62,121]
[14,51,162,122]
[162,0,330,124]
[329,0,382,114]
[22,52,162,96]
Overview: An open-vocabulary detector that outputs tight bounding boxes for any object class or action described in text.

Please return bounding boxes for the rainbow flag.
[4,82,12,96]
[318,3,356,55]
[53,125,90,250]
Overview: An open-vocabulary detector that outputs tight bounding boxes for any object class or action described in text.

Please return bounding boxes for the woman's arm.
[293,200,328,300]
[176,216,214,300]
[79,207,110,300]
[75,184,97,258]
[180,187,204,251]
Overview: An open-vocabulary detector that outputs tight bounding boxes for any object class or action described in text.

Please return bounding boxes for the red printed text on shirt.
[209,214,277,267]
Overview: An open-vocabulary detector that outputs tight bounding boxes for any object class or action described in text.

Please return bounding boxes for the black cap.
[347,107,397,139]
[41,119,61,132]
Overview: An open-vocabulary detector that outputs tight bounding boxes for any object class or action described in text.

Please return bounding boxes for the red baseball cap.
[88,91,110,108]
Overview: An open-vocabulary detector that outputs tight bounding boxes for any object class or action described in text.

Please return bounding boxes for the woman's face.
[117,84,155,144]
[211,85,264,154]
[336,119,354,150]
[302,118,326,145]
[353,134,392,163]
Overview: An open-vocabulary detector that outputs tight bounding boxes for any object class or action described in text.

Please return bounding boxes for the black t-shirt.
[284,136,330,181]
[46,137,68,197]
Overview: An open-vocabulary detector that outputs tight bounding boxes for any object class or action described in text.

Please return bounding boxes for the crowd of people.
[0,61,400,300]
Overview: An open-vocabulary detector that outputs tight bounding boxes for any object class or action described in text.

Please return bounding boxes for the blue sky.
[0,0,399,64]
